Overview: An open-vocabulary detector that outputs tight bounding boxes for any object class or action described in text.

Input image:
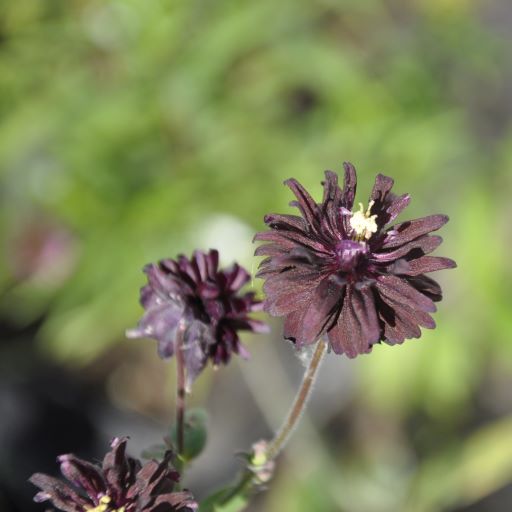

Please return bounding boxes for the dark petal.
[321,170,342,205]
[30,473,90,512]
[382,215,449,249]
[386,193,411,224]
[396,256,457,275]
[182,320,212,386]
[265,290,312,317]
[228,317,269,333]
[145,491,198,511]
[205,249,219,278]
[144,264,190,300]
[376,292,425,344]
[177,254,200,285]
[254,243,290,258]
[284,178,320,229]
[369,174,394,226]
[375,275,437,313]
[159,258,180,274]
[140,285,159,309]
[254,230,328,255]
[296,278,343,347]
[373,293,404,344]
[383,302,431,344]
[198,281,220,299]
[191,250,208,282]
[126,302,183,359]
[127,456,178,503]
[341,162,357,209]
[283,309,304,344]
[263,270,323,316]
[358,286,381,344]
[102,437,131,503]
[407,275,442,302]
[263,246,328,271]
[328,286,375,357]
[371,235,443,262]
[370,174,394,203]
[224,263,250,292]
[321,171,344,238]
[57,454,106,499]
[263,213,306,232]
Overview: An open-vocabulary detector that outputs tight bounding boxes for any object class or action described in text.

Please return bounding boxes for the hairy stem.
[175,322,187,459]
[214,339,327,508]
[265,338,327,460]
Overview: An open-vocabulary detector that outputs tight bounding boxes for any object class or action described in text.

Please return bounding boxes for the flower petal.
[263,213,306,232]
[284,178,319,229]
[341,162,357,209]
[407,275,442,302]
[382,214,449,249]
[30,473,90,512]
[369,174,395,225]
[57,454,106,499]
[102,437,132,503]
[397,256,457,275]
[296,279,343,346]
[376,275,437,313]
[225,263,250,291]
[146,491,198,511]
[328,286,375,357]
[372,235,443,262]
[386,193,411,224]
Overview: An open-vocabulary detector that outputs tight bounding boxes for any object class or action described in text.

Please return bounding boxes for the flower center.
[350,201,377,241]
[85,496,125,512]
[335,239,367,273]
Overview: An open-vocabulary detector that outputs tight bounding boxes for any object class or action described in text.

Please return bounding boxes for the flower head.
[30,437,197,512]
[126,249,268,383]
[255,163,456,357]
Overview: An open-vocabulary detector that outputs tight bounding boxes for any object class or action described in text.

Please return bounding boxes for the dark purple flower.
[254,163,456,357]
[126,249,268,383]
[29,437,197,512]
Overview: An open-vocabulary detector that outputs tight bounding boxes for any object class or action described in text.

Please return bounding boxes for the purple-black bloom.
[255,163,456,357]
[30,437,197,512]
[126,249,268,383]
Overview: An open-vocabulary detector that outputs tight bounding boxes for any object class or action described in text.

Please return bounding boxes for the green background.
[1,1,511,511]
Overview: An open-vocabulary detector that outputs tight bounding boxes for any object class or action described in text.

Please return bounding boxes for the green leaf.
[169,408,208,462]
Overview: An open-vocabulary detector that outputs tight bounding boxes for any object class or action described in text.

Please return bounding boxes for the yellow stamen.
[349,201,378,241]
[84,495,115,512]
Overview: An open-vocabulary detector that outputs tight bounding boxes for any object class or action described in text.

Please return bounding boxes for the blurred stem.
[219,339,327,509]
[219,339,327,505]
[175,322,187,461]
[218,470,253,506]
[265,338,327,461]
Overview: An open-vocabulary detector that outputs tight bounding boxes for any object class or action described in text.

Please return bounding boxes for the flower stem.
[216,339,327,508]
[175,322,187,459]
[218,470,254,506]
[265,338,327,461]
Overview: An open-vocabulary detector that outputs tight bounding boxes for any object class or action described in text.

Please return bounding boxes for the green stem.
[218,470,253,506]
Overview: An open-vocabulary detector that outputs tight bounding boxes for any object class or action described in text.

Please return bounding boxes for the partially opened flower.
[126,249,268,383]
[255,163,456,357]
[30,437,197,511]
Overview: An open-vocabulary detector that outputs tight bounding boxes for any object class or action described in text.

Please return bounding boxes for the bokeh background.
[1,0,512,511]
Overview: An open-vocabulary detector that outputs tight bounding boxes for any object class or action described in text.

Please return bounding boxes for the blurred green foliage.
[1,0,512,511]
